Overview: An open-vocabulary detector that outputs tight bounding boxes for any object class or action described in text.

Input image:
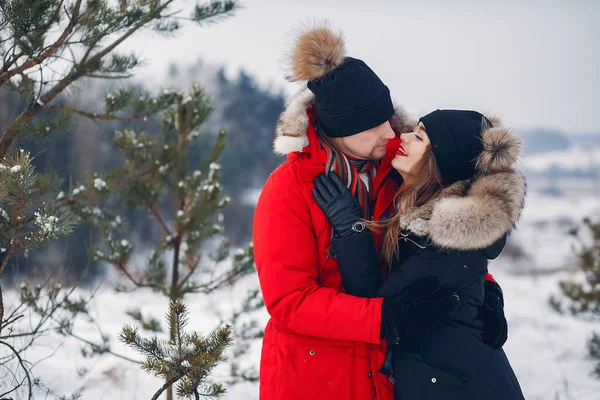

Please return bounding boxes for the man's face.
[331,121,395,160]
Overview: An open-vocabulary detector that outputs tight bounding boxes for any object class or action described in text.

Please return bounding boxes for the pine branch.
[177,253,202,292]
[0,0,80,87]
[44,104,153,121]
[116,263,163,292]
[152,373,186,400]
[85,72,135,79]
[0,245,16,281]
[0,340,33,399]
[67,331,142,364]
[0,2,172,155]
[0,103,40,155]
[83,2,172,68]
[110,167,154,187]
[149,205,172,237]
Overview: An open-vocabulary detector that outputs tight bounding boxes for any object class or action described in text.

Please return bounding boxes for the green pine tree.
[550,217,600,378]
[121,300,232,400]
[67,84,257,398]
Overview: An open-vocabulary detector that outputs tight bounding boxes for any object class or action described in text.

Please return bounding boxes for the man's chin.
[368,148,387,161]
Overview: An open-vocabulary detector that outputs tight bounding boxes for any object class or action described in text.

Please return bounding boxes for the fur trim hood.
[273,89,414,155]
[399,119,526,250]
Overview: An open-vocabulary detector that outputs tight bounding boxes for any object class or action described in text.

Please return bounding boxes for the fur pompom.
[290,24,346,81]
[477,127,522,173]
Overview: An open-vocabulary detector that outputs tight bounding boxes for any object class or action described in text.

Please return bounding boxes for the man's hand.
[381,278,461,345]
[480,280,508,349]
[313,173,363,238]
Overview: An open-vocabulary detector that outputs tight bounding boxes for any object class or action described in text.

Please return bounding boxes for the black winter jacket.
[332,170,527,400]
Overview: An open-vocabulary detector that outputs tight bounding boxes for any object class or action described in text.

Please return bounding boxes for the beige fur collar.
[399,170,526,250]
[273,89,415,155]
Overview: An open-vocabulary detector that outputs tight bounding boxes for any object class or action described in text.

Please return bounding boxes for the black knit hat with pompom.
[290,25,393,137]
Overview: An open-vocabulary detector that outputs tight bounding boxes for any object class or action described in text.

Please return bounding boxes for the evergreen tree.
[67,84,258,398]
[0,150,84,398]
[121,300,232,400]
[550,217,600,378]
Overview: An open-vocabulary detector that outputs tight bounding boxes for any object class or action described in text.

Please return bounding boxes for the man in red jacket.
[253,26,507,400]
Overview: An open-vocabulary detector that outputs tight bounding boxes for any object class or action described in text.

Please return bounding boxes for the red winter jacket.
[253,90,413,400]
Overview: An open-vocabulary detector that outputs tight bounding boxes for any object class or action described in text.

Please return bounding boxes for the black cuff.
[332,231,381,298]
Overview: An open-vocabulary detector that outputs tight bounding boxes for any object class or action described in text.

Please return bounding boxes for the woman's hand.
[381,278,461,345]
[313,173,363,238]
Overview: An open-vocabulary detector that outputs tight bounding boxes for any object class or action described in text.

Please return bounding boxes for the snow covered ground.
[9,177,600,399]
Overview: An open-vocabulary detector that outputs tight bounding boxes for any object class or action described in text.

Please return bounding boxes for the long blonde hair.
[368,146,443,264]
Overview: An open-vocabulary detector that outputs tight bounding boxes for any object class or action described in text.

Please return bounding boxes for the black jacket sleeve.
[331,231,381,298]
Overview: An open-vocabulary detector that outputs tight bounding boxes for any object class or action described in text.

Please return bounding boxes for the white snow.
[10,165,21,173]
[34,212,59,234]
[94,178,108,191]
[72,185,86,196]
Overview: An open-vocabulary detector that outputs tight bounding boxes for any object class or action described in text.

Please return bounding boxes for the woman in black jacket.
[313,110,526,400]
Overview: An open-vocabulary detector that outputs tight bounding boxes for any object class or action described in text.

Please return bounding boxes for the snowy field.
[8,177,600,400]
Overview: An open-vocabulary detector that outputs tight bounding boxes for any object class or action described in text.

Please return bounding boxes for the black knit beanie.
[419,110,490,185]
[307,57,394,138]
[289,26,394,138]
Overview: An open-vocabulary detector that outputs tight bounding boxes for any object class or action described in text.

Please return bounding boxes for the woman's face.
[391,121,431,179]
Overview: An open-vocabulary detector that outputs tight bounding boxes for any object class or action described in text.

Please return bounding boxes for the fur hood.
[273,89,414,155]
[398,119,526,251]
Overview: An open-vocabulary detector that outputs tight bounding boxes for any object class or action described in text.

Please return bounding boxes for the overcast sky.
[123,0,600,133]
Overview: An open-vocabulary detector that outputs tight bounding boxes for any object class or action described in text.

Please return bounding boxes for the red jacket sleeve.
[253,164,383,344]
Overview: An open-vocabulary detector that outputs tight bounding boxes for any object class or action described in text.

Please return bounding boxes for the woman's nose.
[400,132,414,142]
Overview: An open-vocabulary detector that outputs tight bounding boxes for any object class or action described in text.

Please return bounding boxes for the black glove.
[479,280,508,349]
[381,278,461,345]
[313,173,363,238]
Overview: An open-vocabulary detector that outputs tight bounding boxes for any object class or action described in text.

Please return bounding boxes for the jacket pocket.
[412,353,468,389]
[394,353,471,399]
[274,338,353,400]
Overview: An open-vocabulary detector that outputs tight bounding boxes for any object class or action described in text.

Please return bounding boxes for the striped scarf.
[321,138,378,220]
